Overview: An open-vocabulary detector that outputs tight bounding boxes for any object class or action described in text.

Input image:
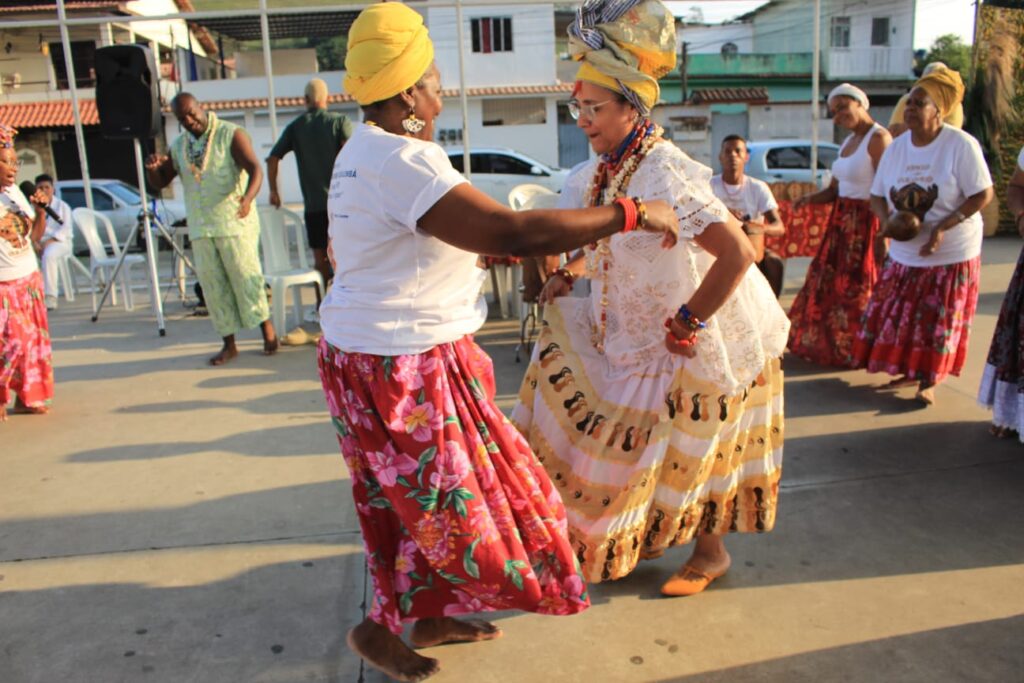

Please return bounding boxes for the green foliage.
[919,34,972,76]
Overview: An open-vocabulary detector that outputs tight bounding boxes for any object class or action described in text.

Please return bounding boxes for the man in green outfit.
[145,92,278,366]
[267,78,353,287]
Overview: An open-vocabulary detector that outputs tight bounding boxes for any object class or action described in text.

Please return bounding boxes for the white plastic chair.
[55,251,76,302]
[507,183,556,211]
[259,207,324,333]
[484,185,559,319]
[71,208,146,313]
[508,187,561,359]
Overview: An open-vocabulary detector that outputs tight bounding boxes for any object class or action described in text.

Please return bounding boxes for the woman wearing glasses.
[512,0,789,596]
[0,123,53,422]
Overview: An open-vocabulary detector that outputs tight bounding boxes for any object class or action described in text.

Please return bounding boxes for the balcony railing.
[825,47,914,80]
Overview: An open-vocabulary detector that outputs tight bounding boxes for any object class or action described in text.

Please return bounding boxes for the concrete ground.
[2,238,1023,683]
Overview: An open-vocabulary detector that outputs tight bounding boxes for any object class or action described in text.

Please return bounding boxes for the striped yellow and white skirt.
[511,303,784,584]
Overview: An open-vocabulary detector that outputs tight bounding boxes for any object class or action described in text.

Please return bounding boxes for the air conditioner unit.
[0,72,21,91]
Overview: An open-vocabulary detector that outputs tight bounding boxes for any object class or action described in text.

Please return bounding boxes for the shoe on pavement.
[45,296,57,311]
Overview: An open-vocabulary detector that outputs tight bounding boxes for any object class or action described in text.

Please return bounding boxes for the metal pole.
[56,0,93,210]
[134,138,167,336]
[454,0,472,181]
[968,0,982,91]
[810,0,821,187]
[259,0,279,142]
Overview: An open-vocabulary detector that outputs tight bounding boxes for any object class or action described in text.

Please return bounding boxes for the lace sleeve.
[632,143,730,239]
[557,158,597,210]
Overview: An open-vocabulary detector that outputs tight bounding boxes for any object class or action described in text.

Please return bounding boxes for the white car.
[445,148,569,205]
[55,179,187,255]
[744,140,840,188]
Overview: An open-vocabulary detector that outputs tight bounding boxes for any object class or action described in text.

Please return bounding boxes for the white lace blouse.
[561,142,790,395]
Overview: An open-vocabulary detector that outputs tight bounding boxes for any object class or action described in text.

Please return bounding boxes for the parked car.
[744,140,840,188]
[55,179,187,256]
[445,148,569,205]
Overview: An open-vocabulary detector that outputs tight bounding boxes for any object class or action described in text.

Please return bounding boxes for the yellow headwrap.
[343,3,435,107]
[569,0,676,113]
[914,65,966,120]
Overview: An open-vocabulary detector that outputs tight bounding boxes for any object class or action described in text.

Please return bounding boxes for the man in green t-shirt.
[267,78,353,286]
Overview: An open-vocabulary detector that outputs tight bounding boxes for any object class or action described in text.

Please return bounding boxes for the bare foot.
[915,383,936,406]
[262,321,279,356]
[410,617,502,649]
[209,345,239,366]
[989,424,1017,439]
[347,618,440,682]
[0,405,6,422]
[263,334,279,356]
[879,375,917,391]
[12,403,48,415]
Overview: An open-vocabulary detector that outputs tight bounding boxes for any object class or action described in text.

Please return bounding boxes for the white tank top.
[831,122,884,200]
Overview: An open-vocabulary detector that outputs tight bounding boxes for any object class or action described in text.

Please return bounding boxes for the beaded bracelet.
[632,196,648,230]
[614,196,638,232]
[676,304,707,332]
[550,267,576,287]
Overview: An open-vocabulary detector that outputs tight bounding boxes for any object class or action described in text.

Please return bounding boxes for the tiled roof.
[0,2,123,13]
[0,100,100,129]
[690,87,769,104]
[200,84,575,112]
[0,84,575,129]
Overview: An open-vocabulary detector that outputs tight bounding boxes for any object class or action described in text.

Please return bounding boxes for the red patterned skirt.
[851,256,980,384]
[317,336,588,635]
[1,271,54,410]
[787,196,880,367]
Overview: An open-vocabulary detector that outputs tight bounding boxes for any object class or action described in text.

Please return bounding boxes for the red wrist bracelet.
[614,196,638,232]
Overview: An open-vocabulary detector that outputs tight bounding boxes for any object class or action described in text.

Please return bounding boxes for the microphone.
[18,181,62,225]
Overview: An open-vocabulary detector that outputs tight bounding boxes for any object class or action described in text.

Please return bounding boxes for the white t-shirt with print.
[320,124,486,355]
[0,184,39,282]
[709,174,778,223]
[871,126,992,268]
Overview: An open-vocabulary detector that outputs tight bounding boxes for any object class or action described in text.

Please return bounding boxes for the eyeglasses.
[0,157,21,168]
[568,98,616,121]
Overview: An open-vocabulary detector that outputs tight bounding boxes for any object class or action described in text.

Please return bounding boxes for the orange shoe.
[660,564,726,597]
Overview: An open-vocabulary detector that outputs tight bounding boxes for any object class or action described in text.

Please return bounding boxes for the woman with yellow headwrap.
[0,122,53,422]
[512,0,789,598]
[888,62,965,137]
[319,3,681,680]
[853,68,994,406]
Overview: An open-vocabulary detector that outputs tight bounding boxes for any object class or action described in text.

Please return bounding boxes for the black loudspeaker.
[95,44,161,139]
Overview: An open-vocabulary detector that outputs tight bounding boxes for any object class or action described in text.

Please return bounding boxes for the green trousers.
[192,233,270,338]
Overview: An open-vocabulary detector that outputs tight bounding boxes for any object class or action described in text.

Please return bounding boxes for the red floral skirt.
[1,271,54,409]
[851,256,980,384]
[787,196,880,367]
[317,336,588,635]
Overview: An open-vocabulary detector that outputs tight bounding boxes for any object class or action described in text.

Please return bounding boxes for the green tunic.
[170,112,259,241]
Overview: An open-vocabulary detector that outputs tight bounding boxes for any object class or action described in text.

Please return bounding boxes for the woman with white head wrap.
[787,83,893,367]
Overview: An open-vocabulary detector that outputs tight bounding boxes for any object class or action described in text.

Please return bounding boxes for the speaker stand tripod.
[91,138,194,336]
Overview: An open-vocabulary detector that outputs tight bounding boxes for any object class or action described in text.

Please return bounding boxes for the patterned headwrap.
[568,0,676,114]
[0,123,16,149]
